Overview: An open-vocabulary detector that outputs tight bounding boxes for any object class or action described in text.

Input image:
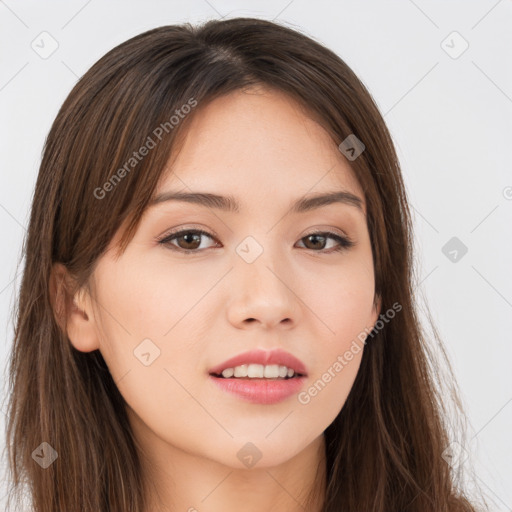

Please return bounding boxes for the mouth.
[209,365,306,380]
[208,348,308,380]
[207,349,308,404]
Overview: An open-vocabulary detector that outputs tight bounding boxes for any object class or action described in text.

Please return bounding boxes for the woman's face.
[75,87,380,469]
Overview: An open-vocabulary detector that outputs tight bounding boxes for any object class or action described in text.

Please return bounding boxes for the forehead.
[157,88,364,207]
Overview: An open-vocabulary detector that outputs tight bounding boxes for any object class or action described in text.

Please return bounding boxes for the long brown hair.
[3,17,484,511]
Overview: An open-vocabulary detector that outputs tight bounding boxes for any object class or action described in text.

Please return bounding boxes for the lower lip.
[209,375,306,404]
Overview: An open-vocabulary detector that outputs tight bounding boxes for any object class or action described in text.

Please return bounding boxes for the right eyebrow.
[148,191,240,212]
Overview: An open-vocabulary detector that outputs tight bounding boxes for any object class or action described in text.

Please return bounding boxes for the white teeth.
[248,364,264,378]
[263,365,279,378]
[221,367,235,378]
[233,365,248,377]
[220,364,297,379]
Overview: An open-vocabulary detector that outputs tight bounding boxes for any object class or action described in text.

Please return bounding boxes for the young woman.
[4,17,483,512]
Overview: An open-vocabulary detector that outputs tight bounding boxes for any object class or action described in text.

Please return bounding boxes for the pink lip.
[209,374,306,404]
[208,348,308,376]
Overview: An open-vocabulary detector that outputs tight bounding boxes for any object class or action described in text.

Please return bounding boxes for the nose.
[225,247,301,330]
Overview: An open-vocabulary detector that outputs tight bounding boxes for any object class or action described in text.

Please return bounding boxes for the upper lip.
[209,348,308,376]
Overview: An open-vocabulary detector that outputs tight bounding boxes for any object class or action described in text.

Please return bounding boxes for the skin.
[60,86,381,511]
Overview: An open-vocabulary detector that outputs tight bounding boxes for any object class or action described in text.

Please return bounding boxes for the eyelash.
[156,228,355,254]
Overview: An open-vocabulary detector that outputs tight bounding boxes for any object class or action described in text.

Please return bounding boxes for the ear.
[49,263,100,352]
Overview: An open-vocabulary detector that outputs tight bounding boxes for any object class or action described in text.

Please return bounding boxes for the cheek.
[92,260,210,447]
[92,251,217,382]
[94,255,219,350]
[295,281,371,428]
[300,254,376,341]
[297,347,363,434]
[294,256,374,415]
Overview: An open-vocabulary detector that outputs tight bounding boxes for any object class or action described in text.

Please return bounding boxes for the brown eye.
[302,233,328,250]
[158,229,218,253]
[297,232,354,252]
[174,232,202,250]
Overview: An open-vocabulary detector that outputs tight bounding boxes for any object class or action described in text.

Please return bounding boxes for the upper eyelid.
[157,227,217,242]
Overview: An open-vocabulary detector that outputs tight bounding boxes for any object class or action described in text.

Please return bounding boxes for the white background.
[1,1,511,510]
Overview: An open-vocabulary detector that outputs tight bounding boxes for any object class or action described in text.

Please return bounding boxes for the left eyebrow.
[148,190,364,214]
